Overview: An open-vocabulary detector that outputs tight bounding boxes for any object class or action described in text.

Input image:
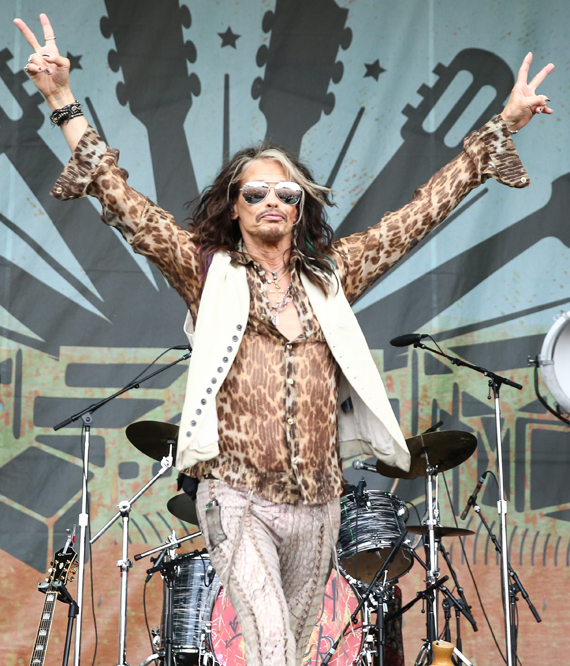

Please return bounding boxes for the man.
[15,12,553,666]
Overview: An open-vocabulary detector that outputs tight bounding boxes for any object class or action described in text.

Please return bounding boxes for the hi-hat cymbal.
[376,430,477,479]
[406,525,475,539]
[126,420,179,461]
[167,494,199,526]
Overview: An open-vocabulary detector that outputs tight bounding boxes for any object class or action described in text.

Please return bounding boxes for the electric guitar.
[29,536,77,666]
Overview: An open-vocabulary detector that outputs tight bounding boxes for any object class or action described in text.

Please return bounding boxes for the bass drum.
[208,568,366,666]
[337,490,413,583]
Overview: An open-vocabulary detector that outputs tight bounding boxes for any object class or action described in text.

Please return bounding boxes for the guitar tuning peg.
[184,41,197,64]
[251,77,264,101]
[340,26,352,51]
[180,5,191,29]
[256,45,269,68]
[323,92,335,116]
[331,61,344,85]
[116,81,129,107]
[261,10,274,33]
[108,49,121,73]
[100,15,113,39]
[188,73,201,97]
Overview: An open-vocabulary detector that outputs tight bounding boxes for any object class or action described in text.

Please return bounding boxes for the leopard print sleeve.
[333,114,530,304]
[50,125,202,308]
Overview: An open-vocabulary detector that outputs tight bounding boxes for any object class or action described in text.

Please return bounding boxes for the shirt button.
[260,314,265,320]
[287,417,294,425]
[292,456,300,465]
[286,344,292,350]
[190,420,197,426]
[520,176,527,183]
[287,378,294,385]
[201,399,207,405]
[54,186,62,194]
[232,336,238,342]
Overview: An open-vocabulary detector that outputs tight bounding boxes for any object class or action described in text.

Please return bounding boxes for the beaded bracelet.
[50,100,83,127]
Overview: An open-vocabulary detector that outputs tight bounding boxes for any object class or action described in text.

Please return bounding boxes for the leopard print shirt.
[51,115,529,504]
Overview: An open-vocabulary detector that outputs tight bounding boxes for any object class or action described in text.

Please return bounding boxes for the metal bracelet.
[50,100,83,127]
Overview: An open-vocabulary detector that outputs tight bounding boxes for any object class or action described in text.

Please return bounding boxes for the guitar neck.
[29,584,59,666]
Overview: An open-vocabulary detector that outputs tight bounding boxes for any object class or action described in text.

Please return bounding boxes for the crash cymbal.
[375,430,477,479]
[406,525,474,539]
[126,420,178,461]
[167,494,199,526]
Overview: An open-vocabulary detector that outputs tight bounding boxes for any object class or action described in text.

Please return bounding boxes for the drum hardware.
[51,346,191,666]
[472,503,541,661]
[126,420,180,461]
[406,526,475,540]
[90,444,175,666]
[398,335,522,666]
[322,530,408,666]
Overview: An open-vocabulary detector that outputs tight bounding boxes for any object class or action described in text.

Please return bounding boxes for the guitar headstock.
[46,546,78,586]
[252,0,352,153]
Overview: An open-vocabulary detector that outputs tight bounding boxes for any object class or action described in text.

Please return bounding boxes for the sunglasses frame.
[239,180,303,206]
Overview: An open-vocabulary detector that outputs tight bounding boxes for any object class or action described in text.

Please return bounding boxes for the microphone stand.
[52,347,192,666]
[411,338,521,666]
[473,503,541,663]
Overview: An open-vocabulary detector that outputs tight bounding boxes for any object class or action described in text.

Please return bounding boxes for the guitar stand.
[38,580,79,666]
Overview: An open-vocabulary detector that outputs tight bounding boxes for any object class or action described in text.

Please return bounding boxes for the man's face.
[231,159,298,246]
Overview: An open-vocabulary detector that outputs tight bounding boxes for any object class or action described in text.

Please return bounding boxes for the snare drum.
[208,568,366,666]
[160,554,220,661]
[337,490,413,583]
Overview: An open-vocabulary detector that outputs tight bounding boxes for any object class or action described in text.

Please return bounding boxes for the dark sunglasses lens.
[275,187,302,205]
[242,185,268,204]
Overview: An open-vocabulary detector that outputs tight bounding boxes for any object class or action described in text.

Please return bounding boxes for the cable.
[441,471,507,664]
[127,345,190,386]
[143,576,154,653]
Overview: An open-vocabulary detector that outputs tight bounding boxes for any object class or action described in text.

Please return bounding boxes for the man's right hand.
[14,13,74,111]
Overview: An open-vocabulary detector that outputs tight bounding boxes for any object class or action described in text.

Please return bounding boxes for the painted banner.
[1,1,569,665]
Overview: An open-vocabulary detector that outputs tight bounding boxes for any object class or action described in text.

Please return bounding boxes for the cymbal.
[376,430,477,479]
[406,525,474,539]
[126,420,179,461]
[167,494,199,526]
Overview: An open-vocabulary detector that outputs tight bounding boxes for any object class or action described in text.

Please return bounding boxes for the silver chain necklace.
[268,282,293,325]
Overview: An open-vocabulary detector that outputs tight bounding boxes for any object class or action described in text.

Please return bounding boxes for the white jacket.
[175,251,410,474]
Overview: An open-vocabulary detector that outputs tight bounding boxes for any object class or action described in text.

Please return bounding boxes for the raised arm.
[14,13,87,151]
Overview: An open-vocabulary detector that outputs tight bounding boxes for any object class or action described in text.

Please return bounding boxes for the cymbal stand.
[422,448,440,649]
[53,347,191,665]
[90,448,174,666]
[473,503,541,663]
[413,338,522,666]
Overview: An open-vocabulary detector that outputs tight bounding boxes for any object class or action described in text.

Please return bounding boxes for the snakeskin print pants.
[196,479,341,666]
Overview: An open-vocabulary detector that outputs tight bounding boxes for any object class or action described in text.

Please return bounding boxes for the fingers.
[515,51,533,85]
[528,62,555,91]
[39,13,56,42]
[13,17,42,52]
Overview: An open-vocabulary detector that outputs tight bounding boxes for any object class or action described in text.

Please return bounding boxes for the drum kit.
[111,421,480,666]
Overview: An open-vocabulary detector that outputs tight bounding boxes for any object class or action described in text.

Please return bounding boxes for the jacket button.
[201,399,207,405]
[196,409,201,415]
[217,367,223,373]
[227,346,233,352]
[211,378,217,384]
[206,388,212,394]
[237,324,242,330]
[190,420,197,426]
[232,336,238,342]
[186,431,192,437]
[223,357,228,363]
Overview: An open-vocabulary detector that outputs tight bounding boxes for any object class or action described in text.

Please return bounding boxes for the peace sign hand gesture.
[502,52,554,132]
[14,13,73,110]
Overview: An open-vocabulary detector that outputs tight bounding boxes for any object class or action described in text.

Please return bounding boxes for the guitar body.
[430,640,456,666]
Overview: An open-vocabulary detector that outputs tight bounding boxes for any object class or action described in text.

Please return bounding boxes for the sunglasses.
[240,181,303,206]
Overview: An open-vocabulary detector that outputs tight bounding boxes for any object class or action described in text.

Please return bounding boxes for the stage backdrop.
[1,1,569,665]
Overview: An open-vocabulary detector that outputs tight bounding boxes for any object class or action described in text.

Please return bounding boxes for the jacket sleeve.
[332,114,530,304]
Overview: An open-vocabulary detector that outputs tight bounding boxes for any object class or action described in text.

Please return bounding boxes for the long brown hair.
[187,143,337,294]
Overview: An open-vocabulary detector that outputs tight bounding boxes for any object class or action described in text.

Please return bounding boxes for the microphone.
[460,473,488,520]
[146,547,168,582]
[390,333,429,347]
[352,460,378,473]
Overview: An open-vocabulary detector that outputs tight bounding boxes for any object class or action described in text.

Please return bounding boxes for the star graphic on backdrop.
[364,59,386,81]
[218,27,241,48]
[66,52,83,72]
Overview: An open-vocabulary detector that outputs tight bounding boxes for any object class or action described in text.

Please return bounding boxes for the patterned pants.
[196,479,341,666]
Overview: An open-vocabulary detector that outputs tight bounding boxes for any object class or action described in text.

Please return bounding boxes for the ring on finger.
[23,64,29,72]
[46,36,56,41]
[27,53,35,63]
